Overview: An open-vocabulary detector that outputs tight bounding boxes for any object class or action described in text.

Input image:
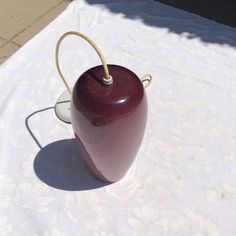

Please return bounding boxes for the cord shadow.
[25,106,54,149]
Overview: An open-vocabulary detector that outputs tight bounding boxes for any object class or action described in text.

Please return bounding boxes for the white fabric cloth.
[0,0,236,235]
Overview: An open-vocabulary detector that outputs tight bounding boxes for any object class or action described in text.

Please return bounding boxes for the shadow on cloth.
[25,107,109,191]
[34,139,108,191]
[84,0,236,47]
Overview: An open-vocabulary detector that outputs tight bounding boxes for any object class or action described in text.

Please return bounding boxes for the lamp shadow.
[34,138,108,191]
[25,107,109,191]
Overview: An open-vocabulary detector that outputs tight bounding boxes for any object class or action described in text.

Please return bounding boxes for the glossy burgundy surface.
[70,64,147,182]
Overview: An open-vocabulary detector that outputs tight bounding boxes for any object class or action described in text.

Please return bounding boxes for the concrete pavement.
[0,0,70,64]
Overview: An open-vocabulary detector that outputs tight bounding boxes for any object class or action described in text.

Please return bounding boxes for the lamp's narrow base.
[54,90,71,124]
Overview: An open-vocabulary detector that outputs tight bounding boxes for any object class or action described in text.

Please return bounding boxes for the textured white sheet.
[0,0,236,235]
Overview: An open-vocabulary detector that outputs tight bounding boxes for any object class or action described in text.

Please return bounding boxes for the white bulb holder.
[54,89,71,124]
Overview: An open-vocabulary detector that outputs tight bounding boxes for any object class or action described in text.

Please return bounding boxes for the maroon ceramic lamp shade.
[55,31,151,183]
[70,64,147,182]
